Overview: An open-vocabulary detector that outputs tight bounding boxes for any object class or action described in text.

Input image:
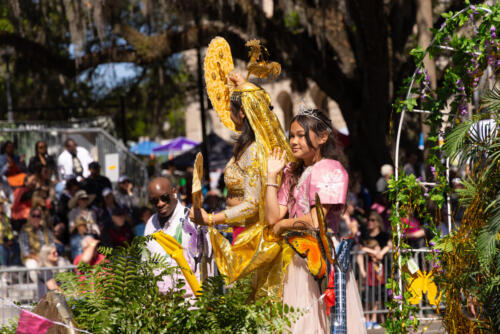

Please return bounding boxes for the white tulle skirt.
[283,239,367,334]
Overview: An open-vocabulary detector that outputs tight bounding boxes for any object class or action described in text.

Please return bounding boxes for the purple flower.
[430,241,436,246]
[387,289,393,296]
[491,26,497,39]
[417,176,423,181]
[409,315,414,321]
[459,104,468,115]
[424,192,429,197]
[456,79,462,86]
[440,22,446,29]
[394,295,403,300]
[417,68,423,75]
[430,165,436,175]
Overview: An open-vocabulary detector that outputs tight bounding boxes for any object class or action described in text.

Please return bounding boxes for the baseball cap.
[111,206,128,216]
[89,162,100,170]
[102,187,113,197]
[118,175,130,183]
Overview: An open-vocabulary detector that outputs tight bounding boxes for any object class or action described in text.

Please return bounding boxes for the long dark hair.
[288,109,347,197]
[1,140,14,154]
[34,140,46,156]
[231,93,255,160]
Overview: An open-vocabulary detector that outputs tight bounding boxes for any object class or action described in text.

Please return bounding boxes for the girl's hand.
[272,219,290,235]
[189,207,209,226]
[267,147,286,179]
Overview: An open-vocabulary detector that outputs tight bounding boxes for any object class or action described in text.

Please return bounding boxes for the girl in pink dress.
[265,109,366,334]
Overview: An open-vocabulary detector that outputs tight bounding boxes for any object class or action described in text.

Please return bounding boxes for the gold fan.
[204,37,236,132]
[192,152,203,209]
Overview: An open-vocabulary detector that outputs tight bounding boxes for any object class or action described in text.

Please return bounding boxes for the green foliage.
[0,318,18,334]
[284,10,302,34]
[54,236,298,333]
[388,3,500,332]
[482,86,500,112]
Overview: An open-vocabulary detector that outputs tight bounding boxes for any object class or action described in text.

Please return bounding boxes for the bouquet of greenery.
[48,236,299,333]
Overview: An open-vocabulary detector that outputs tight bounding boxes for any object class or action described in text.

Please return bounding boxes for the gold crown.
[204,37,281,131]
[245,39,281,81]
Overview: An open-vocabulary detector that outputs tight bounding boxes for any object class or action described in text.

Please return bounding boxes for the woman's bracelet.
[208,213,214,227]
[266,183,279,188]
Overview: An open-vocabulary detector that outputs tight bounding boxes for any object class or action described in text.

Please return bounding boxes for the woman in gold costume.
[190,38,293,299]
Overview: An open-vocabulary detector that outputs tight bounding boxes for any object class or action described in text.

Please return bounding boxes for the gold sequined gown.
[209,142,287,299]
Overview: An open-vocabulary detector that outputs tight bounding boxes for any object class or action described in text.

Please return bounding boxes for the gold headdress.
[204,37,282,133]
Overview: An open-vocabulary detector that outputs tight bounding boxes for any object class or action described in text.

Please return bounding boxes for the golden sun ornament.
[204,37,236,131]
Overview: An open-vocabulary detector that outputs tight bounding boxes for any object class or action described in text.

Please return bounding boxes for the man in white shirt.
[57,139,94,180]
[144,177,212,295]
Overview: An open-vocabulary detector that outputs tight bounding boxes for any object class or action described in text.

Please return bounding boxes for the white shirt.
[57,147,94,180]
[144,202,213,294]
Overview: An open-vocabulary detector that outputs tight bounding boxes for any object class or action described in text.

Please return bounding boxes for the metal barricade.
[0,250,440,327]
[0,265,76,325]
[352,249,441,324]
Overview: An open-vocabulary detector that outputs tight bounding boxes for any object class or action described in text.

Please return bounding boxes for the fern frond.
[443,120,473,161]
[476,194,500,270]
[481,86,500,112]
[455,177,477,208]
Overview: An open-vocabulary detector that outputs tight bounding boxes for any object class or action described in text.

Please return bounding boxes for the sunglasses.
[31,214,42,218]
[149,193,171,206]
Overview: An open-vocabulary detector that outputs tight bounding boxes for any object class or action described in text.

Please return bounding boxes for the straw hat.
[71,216,88,233]
[68,190,95,209]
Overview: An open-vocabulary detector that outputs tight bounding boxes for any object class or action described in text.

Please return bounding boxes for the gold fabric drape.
[209,87,294,299]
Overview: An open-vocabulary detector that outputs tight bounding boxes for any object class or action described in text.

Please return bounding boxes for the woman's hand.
[228,71,245,86]
[267,147,286,180]
[189,207,209,226]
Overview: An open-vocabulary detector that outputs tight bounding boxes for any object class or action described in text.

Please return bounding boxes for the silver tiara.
[297,101,332,130]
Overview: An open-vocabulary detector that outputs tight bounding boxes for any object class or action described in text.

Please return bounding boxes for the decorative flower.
[430,165,437,177]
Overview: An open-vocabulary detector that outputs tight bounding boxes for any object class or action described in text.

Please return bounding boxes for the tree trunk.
[417,0,435,175]
[342,0,391,190]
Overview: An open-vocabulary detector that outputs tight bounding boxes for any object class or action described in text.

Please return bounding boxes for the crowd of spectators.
[0,138,150,298]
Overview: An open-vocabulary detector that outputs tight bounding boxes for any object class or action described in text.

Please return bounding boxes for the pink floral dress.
[278,159,366,334]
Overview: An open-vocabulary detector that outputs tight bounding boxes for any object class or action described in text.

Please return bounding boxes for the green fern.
[477,206,500,269]
[443,120,474,162]
[46,236,298,333]
[481,86,500,112]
